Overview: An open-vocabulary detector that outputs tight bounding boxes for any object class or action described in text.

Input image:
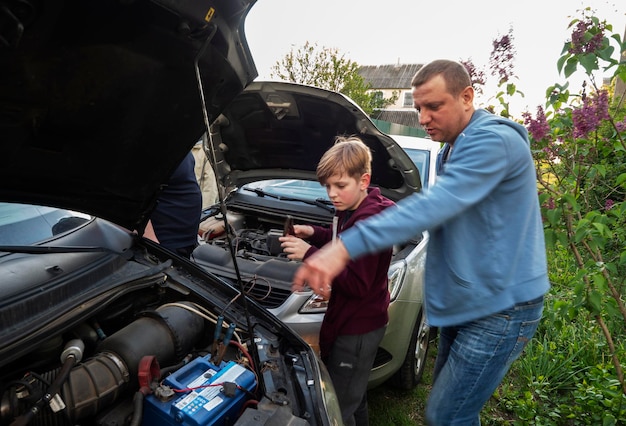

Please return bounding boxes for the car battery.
[142,357,256,426]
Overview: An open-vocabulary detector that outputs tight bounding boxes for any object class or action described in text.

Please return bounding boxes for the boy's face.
[324,172,370,212]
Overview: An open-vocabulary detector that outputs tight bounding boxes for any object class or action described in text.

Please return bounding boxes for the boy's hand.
[292,224,314,239]
[279,235,311,261]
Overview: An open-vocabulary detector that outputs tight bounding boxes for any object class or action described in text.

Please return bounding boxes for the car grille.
[373,347,393,368]
[242,282,292,309]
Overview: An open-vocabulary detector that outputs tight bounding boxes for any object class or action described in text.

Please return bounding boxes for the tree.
[270,41,397,115]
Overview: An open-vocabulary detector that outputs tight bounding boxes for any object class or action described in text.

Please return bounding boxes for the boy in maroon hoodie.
[280,135,394,426]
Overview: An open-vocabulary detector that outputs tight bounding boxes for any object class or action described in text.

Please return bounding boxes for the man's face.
[324,172,369,212]
[412,75,473,144]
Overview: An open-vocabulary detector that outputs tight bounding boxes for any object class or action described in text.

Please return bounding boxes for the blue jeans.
[425,296,544,425]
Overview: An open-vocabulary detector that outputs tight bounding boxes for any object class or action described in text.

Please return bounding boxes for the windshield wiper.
[244,187,335,213]
[0,245,119,255]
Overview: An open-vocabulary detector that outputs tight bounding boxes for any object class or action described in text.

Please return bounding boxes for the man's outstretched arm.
[291,240,351,299]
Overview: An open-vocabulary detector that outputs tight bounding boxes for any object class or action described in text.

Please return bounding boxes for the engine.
[0,291,311,426]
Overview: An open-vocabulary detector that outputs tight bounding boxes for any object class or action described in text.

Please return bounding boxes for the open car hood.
[209,81,421,202]
[0,0,257,232]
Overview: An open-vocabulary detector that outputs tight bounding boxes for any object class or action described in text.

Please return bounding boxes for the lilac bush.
[521,8,626,405]
[482,8,626,423]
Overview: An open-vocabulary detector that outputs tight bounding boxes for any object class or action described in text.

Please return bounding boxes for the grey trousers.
[325,326,386,426]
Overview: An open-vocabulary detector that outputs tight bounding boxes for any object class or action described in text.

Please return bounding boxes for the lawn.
[367,336,520,425]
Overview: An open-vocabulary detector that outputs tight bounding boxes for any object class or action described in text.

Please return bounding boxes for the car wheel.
[392,308,430,390]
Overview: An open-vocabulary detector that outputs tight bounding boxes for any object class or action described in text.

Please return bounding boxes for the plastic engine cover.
[142,357,256,425]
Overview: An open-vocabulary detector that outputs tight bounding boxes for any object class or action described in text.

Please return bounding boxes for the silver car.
[193,81,440,390]
[391,135,442,190]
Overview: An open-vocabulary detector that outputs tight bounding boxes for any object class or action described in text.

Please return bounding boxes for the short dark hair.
[411,60,471,97]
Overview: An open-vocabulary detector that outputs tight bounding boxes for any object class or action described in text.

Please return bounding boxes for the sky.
[244,0,625,117]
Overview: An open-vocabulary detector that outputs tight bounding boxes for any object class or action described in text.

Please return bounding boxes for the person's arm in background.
[144,220,159,243]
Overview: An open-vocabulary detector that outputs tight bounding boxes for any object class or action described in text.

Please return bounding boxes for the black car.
[0,1,341,425]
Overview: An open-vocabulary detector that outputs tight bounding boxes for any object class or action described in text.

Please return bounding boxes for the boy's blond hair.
[316,135,372,184]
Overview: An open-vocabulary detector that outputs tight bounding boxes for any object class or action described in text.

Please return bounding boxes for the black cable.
[9,355,77,426]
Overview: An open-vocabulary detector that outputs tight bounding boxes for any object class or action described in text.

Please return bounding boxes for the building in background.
[358,63,427,137]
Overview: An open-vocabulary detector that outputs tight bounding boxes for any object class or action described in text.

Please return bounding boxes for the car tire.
[392,308,430,390]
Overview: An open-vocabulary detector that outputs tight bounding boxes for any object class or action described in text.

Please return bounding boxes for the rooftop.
[359,63,423,89]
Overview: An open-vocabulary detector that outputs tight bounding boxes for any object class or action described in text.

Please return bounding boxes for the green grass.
[367,317,626,425]
[367,337,522,425]
[367,339,436,425]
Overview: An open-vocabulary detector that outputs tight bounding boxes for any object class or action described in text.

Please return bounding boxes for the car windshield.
[242,179,328,201]
[0,202,91,246]
[241,144,433,202]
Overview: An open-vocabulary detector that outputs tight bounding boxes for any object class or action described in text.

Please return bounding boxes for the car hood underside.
[0,0,257,232]
[209,81,421,202]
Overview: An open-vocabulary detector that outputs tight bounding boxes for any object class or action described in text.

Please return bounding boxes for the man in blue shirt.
[292,59,550,425]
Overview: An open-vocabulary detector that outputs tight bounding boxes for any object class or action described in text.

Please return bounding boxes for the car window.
[243,179,328,201]
[403,148,431,189]
[0,202,91,245]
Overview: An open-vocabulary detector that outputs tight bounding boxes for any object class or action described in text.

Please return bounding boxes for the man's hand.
[291,240,350,299]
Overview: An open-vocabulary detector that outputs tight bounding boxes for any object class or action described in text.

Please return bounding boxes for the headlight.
[388,260,407,301]
[299,293,328,314]
[317,357,343,425]
[299,260,407,312]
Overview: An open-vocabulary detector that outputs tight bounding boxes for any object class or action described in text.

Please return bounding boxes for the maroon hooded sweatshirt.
[303,187,394,359]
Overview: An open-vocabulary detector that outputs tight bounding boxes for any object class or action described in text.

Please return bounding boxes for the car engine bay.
[0,247,326,426]
[192,206,329,310]
[192,200,419,313]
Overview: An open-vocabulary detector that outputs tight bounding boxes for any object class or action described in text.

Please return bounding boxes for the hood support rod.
[193,23,266,394]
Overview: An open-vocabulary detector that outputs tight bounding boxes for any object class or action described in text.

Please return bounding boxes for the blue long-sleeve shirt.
[340,109,550,327]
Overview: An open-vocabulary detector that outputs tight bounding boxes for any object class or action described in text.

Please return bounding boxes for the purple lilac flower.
[572,90,609,139]
[460,59,485,95]
[615,117,626,133]
[542,145,559,161]
[489,30,516,84]
[568,18,606,55]
[522,106,550,141]
[605,199,614,211]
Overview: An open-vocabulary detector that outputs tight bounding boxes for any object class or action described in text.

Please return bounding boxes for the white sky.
[245,0,625,117]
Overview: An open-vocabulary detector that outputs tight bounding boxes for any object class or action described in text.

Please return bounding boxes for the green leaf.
[604,261,617,275]
[592,273,607,291]
[544,228,556,248]
[574,226,588,243]
[507,83,516,96]
[557,231,569,247]
[557,52,569,73]
[579,53,599,74]
[587,290,602,314]
[562,193,579,211]
[546,208,561,226]
[591,222,611,238]
[592,164,606,178]
[596,45,615,62]
[563,57,579,78]
[602,413,616,426]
